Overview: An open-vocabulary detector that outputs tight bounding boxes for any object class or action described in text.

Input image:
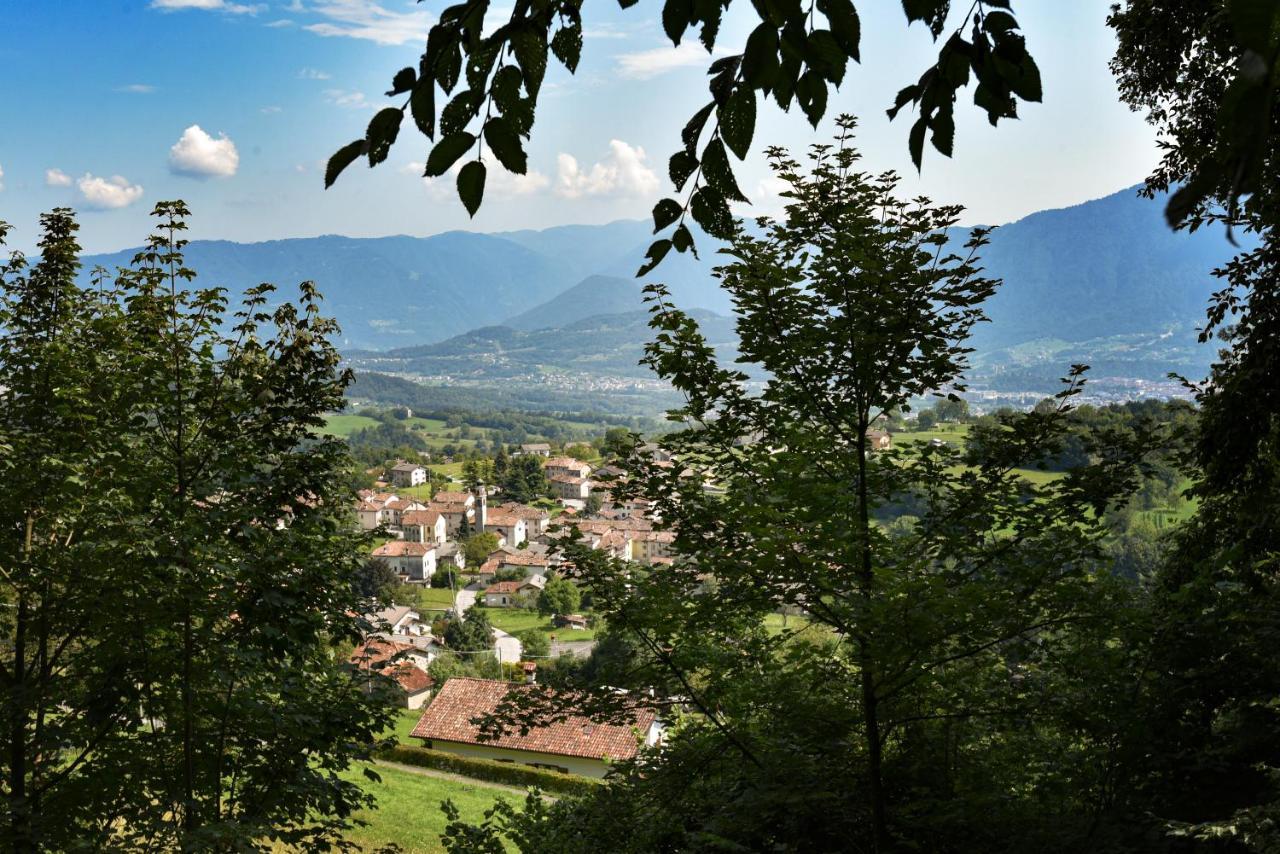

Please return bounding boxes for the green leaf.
[365,108,403,166]
[691,186,734,239]
[440,89,481,136]
[551,23,583,72]
[795,70,827,128]
[324,139,364,189]
[653,198,683,233]
[484,117,528,174]
[672,222,696,256]
[425,132,476,177]
[701,138,749,202]
[410,79,436,138]
[742,24,781,89]
[908,115,927,169]
[806,30,847,85]
[818,0,860,60]
[683,102,715,157]
[930,104,955,157]
[387,66,417,96]
[670,150,699,190]
[637,239,673,276]
[513,30,548,97]
[663,0,692,45]
[457,160,486,217]
[719,87,757,159]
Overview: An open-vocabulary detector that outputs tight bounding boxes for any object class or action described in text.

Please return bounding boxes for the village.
[348,442,678,778]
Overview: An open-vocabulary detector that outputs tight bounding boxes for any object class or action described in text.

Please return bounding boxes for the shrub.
[377,745,603,796]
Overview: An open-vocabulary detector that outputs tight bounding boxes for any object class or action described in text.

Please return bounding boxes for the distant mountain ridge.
[79,185,1237,371]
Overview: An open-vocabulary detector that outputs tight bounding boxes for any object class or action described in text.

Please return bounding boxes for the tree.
[445,608,494,652]
[600,427,635,461]
[915,409,937,430]
[932,396,969,422]
[1105,4,1280,844]
[536,576,582,617]
[499,455,548,504]
[325,0,1044,280]
[355,558,401,602]
[444,122,1147,853]
[515,629,550,659]
[463,532,500,568]
[0,205,393,850]
[583,492,603,516]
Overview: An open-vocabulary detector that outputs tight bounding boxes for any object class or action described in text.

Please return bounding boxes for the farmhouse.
[548,473,591,501]
[866,430,893,451]
[483,508,528,548]
[517,443,551,457]
[411,677,661,778]
[349,638,435,709]
[482,575,545,607]
[544,456,592,480]
[388,461,428,487]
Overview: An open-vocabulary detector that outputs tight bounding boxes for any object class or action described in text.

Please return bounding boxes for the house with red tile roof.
[350,638,435,709]
[482,575,545,607]
[544,456,592,480]
[411,677,661,778]
[372,540,437,582]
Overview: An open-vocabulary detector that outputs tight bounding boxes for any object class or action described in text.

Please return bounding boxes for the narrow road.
[454,581,522,664]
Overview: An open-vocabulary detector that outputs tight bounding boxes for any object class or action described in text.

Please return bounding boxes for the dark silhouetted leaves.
[426,132,476,177]
[702,138,749,201]
[653,197,683,233]
[670,149,699,190]
[637,238,673,276]
[551,22,583,72]
[365,108,403,166]
[325,139,363,188]
[387,66,417,96]
[457,160,486,217]
[484,116,527,173]
[410,79,436,138]
[683,102,715,156]
[691,185,734,239]
[720,87,757,159]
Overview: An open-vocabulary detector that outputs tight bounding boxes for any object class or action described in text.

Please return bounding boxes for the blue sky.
[0,1,1160,254]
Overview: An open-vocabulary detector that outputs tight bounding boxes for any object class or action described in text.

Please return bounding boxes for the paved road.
[549,640,596,659]
[454,582,522,664]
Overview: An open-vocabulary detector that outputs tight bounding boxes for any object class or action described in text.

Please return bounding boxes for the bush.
[377,744,603,796]
[430,569,458,589]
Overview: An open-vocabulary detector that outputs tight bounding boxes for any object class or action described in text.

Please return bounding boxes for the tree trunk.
[855,419,891,851]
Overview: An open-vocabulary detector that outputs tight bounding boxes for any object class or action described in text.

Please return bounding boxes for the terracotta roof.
[549,474,586,485]
[429,501,472,515]
[520,443,550,451]
[498,502,549,521]
[389,663,434,695]
[485,510,523,526]
[434,491,473,504]
[411,677,655,762]
[401,509,443,527]
[384,499,423,511]
[356,501,383,512]
[484,581,524,594]
[544,457,591,472]
[498,550,549,567]
[373,541,434,557]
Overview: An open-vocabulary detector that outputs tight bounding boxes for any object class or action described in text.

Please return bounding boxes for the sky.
[0,1,1162,254]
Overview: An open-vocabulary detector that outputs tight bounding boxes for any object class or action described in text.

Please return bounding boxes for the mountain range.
[79,184,1240,401]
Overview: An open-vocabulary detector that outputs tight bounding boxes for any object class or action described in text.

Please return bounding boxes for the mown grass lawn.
[473,606,597,642]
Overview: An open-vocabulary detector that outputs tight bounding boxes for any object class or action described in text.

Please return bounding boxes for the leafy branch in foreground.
[324,0,1041,273]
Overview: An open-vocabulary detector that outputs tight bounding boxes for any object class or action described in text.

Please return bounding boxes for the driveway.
[455,582,522,664]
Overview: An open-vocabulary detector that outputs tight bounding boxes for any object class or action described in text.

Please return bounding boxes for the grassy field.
[474,606,597,642]
[322,414,382,437]
[336,762,510,853]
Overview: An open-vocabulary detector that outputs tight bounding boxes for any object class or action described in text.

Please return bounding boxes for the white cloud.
[409,151,551,200]
[616,42,713,80]
[116,83,156,93]
[168,125,240,179]
[260,105,283,114]
[265,18,294,27]
[555,140,659,199]
[297,67,331,79]
[583,23,631,39]
[150,0,265,13]
[45,168,72,187]
[303,0,432,46]
[324,88,372,109]
[77,174,144,210]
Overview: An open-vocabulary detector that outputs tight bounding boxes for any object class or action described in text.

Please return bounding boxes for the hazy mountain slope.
[972,188,1235,350]
[504,275,647,330]
[347,308,738,379]
[79,232,576,350]
[496,220,653,283]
